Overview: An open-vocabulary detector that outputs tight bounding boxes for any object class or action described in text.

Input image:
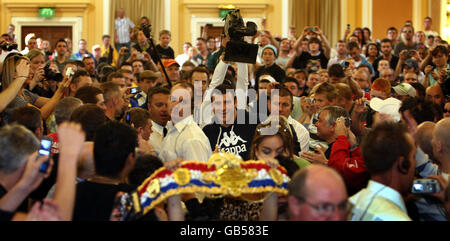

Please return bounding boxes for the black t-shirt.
[0,209,14,221]
[131,43,160,64]
[255,64,286,83]
[291,51,329,70]
[372,55,399,77]
[155,44,175,60]
[202,110,258,161]
[73,181,134,221]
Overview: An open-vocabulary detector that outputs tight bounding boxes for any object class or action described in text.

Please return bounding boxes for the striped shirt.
[114,17,135,44]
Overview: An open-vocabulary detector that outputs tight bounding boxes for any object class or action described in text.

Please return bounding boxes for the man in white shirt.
[114,8,135,51]
[432,118,450,183]
[405,118,450,221]
[327,40,347,68]
[147,86,171,155]
[423,17,439,38]
[267,86,310,155]
[175,42,192,67]
[350,122,416,221]
[159,83,212,163]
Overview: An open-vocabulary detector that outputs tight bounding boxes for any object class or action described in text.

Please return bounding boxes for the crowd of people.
[0,8,449,221]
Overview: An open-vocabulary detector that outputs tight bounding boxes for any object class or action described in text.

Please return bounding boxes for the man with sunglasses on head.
[301,106,368,196]
[394,25,418,57]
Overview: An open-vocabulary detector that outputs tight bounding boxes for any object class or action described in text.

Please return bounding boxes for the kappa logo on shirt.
[218,131,247,148]
[218,130,247,156]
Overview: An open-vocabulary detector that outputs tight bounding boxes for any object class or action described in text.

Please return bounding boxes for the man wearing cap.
[130,70,162,109]
[254,45,286,84]
[92,45,102,67]
[393,83,417,101]
[20,33,37,55]
[163,59,180,84]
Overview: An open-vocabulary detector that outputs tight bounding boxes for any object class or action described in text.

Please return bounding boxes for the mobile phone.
[136,53,145,60]
[344,117,352,128]
[411,179,440,194]
[363,100,370,108]
[344,61,350,68]
[65,67,75,77]
[129,87,140,95]
[38,137,53,173]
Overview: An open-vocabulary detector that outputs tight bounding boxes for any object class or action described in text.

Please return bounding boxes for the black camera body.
[44,63,63,82]
[411,179,440,195]
[223,9,259,64]
[0,41,18,51]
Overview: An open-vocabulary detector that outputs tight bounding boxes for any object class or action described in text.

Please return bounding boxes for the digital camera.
[411,179,440,195]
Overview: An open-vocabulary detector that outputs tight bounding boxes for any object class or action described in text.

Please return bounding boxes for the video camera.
[44,63,63,82]
[0,41,18,51]
[223,9,259,64]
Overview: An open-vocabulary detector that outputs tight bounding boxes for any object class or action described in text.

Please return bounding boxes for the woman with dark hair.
[353,27,366,46]
[250,116,304,174]
[219,116,302,221]
[365,42,381,65]
[363,27,372,43]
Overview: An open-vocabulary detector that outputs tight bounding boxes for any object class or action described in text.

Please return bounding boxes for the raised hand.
[58,122,86,158]
[16,59,30,79]
[300,148,328,165]
[26,199,62,221]
[17,152,53,192]
[335,116,348,137]
[353,97,368,114]
[164,158,184,172]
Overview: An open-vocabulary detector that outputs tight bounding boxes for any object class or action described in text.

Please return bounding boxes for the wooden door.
[21,26,72,52]
[201,26,224,39]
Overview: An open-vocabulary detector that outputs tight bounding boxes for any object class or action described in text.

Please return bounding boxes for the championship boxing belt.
[137,153,290,215]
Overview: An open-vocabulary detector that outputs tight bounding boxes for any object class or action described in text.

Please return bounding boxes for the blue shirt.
[72,51,94,61]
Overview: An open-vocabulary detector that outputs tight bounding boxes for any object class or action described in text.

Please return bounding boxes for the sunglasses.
[5,52,24,62]
[444,109,450,114]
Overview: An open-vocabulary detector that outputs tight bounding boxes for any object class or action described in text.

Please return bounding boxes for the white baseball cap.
[393,83,416,98]
[369,97,402,122]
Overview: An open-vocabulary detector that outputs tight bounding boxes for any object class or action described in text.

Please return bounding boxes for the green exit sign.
[219,9,233,18]
[39,8,55,18]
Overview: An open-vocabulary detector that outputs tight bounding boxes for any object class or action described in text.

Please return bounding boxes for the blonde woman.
[1,53,71,124]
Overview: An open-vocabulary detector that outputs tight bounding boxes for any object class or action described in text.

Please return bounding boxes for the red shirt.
[47,133,59,155]
[329,136,369,193]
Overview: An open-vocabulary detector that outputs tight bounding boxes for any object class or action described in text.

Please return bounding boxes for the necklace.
[89,175,121,185]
